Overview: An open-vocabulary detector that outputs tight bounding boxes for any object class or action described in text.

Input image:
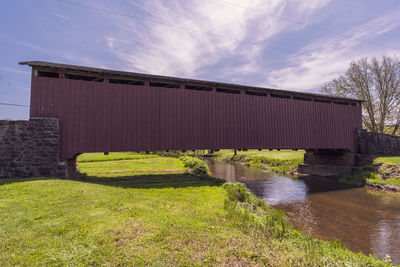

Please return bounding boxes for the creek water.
[205,159,400,263]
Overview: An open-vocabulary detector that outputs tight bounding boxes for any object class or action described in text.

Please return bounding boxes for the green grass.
[211,149,305,173]
[0,154,392,266]
[79,157,186,177]
[212,149,305,161]
[367,177,400,188]
[179,156,211,176]
[375,157,400,165]
[78,152,158,162]
[338,158,400,190]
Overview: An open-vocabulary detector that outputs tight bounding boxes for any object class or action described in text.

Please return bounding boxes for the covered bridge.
[20,61,362,162]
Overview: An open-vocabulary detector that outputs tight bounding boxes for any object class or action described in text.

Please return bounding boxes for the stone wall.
[0,118,64,178]
[356,129,400,156]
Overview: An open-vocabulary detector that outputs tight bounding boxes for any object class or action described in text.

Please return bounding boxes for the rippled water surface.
[206,159,400,263]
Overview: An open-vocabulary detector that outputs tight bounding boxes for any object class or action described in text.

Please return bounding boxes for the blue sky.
[1,0,400,119]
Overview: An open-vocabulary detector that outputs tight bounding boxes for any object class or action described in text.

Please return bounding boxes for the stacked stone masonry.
[356,129,400,156]
[0,118,64,178]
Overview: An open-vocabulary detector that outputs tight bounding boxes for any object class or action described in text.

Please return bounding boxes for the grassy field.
[78,152,157,162]
[0,153,392,266]
[211,149,305,161]
[79,157,185,177]
[209,149,305,173]
[375,156,400,165]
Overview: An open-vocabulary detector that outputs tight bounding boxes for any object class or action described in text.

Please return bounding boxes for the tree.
[321,56,400,135]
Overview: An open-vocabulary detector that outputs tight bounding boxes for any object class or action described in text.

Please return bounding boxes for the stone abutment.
[0,118,64,178]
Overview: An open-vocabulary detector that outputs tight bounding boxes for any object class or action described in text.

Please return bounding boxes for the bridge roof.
[20,60,362,103]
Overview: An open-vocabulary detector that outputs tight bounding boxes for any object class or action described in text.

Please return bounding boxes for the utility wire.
[214,0,398,51]
[54,0,398,55]
[53,0,304,55]
[0,102,29,107]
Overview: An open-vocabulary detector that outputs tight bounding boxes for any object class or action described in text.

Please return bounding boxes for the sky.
[1,0,400,119]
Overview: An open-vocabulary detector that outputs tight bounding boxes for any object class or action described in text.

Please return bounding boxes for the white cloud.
[102,0,332,78]
[265,7,400,91]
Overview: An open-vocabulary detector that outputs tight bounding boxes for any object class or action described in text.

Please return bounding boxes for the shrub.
[223,182,290,238]
[179,156,211,176]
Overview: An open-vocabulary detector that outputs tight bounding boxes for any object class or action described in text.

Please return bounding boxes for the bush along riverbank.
[338,157,400,192]
[179,155,211,176]
[208,149,304,174]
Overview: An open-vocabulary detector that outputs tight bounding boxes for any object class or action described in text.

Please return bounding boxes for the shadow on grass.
[0,173,225,189]
[78,173,225,189]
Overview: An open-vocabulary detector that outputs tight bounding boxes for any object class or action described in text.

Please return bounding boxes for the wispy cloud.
[101,0,332,78]
[265,7,400,91]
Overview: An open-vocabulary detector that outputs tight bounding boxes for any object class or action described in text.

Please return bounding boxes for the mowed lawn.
[212,149,305,161]
[0,153,388,266]
[79,156,185,177]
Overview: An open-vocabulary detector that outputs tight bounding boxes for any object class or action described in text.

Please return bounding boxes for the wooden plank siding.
[30,77,362,161]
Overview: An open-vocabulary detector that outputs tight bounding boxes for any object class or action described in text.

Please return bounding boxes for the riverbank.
[207,149,304,174]
[206,150,400,192]
[339,157,400,192]
[0,152,392,265]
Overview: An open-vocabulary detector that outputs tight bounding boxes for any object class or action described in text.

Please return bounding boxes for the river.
[205,159,400,264]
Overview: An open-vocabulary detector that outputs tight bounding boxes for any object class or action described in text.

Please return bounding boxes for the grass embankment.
[211,149,304,174]
[339,156,400,191]
[0,153,392,265]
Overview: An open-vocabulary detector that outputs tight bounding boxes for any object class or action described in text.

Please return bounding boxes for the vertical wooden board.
[264,97,271,148]
[176,88,184,150]
[124,85,130,151]
[303,100,311,148]
[174,88,182,150]
[248,96,254,148]
[170,88,177,150]
[158,87,166,150]
[118,85,125,151]
[179,90,186,150]
[186,90,193,150]
[181,88,188,150]
[150,87,158,151]
[259,96,265,148]
[213,93,219,149]
[289,99,296,148]
[154,87,160,150]
[229,94,236,148]
[221,93,227,148]
[200,91,206,148]
[129,86,136,150]
[242,95,248,148]
[260,96,266,148]
[193,91,199,149]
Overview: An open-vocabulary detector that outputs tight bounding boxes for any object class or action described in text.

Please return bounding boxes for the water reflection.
[245,178,307,205]
[205,159,400,264]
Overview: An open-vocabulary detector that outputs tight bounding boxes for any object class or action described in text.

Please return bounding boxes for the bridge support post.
[298,149,354,177]
[65,154,79,179]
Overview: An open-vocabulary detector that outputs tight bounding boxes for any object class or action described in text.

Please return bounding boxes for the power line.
[214,0,398,51]
[0,102,29,107]
[53,0,302,55]
[54,0,398,56]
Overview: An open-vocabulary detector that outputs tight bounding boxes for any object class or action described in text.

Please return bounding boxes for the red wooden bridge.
[21,61,362,161]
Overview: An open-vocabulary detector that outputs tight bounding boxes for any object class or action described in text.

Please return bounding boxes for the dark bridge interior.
[21,61,362,161]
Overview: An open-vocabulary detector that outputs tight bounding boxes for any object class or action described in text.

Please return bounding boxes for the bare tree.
[321,56,400,135]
